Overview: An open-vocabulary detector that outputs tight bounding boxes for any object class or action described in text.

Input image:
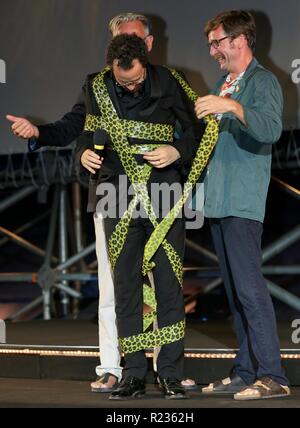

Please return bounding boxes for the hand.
[143,145,180,168]
[6,115,39,139]
[81,149,103,174]
[195,95,236,119]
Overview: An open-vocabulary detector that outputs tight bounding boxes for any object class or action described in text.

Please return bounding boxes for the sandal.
[181,379,198,391]
[90,373,119,393]
[234,377,291,401]
[202,373,248,394]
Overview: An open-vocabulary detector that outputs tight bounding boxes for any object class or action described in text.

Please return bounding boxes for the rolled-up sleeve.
[239,73,283,144]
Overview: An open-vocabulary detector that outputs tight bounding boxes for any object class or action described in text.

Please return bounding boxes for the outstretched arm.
[6,92,86,150]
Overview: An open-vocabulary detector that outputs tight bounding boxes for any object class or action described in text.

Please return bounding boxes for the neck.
[229,52,253,80]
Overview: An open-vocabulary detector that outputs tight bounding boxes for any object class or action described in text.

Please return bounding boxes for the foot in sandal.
[90,373,119,393]
[181,379,198,391]
[202,373,248,394]
[234,377,291,401]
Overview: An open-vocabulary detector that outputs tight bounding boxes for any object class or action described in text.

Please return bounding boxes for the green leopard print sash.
[84,67,219,353]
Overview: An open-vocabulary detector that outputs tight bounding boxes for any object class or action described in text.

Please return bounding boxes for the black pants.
[104,215,185,380]
[210,217,288,386]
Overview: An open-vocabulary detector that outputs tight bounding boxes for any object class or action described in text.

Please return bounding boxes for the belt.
[108,143,166,155]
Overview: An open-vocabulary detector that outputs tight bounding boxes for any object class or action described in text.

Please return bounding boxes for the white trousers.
[93,214,122,381]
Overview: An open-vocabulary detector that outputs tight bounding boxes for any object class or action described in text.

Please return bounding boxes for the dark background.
[0,0,300,154]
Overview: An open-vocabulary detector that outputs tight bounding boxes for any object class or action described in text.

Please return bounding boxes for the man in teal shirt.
[195,10,290,400]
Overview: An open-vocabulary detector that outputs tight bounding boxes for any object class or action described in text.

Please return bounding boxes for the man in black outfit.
[77,34,203,400]
[6,13,199,394]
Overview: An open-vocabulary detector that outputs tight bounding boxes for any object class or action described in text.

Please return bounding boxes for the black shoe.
[109,376,146,400]
[159,378,188,400]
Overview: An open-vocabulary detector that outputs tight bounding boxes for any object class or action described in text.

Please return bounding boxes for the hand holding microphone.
[86,129,111,213]
[81,129,110,175]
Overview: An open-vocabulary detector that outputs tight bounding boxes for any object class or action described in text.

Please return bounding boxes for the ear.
[236,34,247,49]
[145,35,154,53]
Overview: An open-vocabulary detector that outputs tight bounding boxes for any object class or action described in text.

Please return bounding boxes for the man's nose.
[210,45,218,56]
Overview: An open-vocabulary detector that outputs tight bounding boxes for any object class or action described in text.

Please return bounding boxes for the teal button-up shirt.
[202,58,283,223]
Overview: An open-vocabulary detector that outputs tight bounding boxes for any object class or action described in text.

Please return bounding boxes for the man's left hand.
[195,95,236,119]
[143,145,180,168]
[195,95,246,125]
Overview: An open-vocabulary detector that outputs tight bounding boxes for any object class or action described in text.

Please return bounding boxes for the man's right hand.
[81,149,102,174]
[6,115,40,139]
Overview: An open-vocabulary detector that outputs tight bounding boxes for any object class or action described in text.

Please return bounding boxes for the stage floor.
[0,319,299,408]
[0,378,298,408]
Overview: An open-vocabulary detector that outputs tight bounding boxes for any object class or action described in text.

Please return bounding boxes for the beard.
[123,82,144,93]
[214,52,228,69]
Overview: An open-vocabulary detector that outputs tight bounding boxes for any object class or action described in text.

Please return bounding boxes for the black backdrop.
[1,0,300,154]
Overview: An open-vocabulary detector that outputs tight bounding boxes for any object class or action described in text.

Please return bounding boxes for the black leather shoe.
[109,376,146,400]
[159,378,188,400]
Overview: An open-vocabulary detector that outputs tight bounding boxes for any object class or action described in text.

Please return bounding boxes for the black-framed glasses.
[115,68,147,88]
[207,35,232,50]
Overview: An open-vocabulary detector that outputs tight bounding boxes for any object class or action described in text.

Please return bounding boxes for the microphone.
[87,128,110,213]
[93,128,110,161]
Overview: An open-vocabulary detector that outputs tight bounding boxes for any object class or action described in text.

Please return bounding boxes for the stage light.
[0,348,299,359]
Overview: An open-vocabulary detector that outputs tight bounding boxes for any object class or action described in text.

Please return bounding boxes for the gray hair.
[109,13,151,36]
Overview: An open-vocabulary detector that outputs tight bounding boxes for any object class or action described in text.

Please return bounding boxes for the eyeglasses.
[115,68,147,88]
[207,35,232,50]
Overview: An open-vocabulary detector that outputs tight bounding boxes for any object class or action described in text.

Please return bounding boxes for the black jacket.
[36,100,85,148]
[76,64,203,185]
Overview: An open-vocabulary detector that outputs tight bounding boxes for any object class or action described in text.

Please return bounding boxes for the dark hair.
[204,10,256,52]
[106,34,148,70]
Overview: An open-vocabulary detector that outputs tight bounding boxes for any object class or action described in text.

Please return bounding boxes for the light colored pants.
[93,214,122,381]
